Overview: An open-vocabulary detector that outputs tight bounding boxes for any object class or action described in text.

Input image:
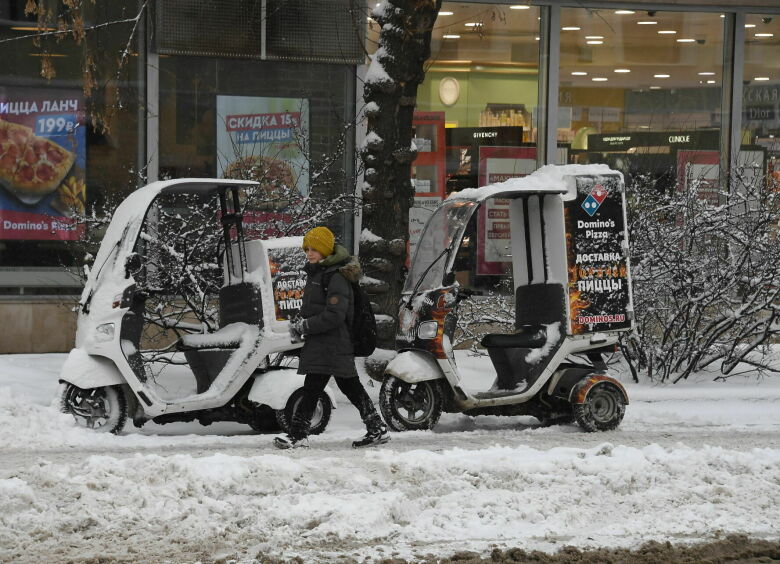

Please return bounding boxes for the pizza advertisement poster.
[216,95,310,203]
[476,146,536,275]
[0,88,86,240]
[563,174,631,335]
[267,246,307,321]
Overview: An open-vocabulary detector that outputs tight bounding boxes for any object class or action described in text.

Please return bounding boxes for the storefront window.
[403,2,540,292]
[558,8,724,194]
[158,57,354,241]
[741,14,780,191]
[0,1,140,291]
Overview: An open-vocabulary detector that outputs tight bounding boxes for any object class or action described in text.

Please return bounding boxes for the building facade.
[1,0,779,352]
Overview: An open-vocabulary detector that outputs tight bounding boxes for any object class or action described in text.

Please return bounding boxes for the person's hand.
[289,317,308,343]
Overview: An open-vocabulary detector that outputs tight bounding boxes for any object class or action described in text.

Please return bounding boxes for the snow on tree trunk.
[361,0,442,346]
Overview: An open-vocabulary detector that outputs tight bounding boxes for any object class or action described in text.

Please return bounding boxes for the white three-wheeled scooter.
[59,178,335,434]
[379,165,633,432]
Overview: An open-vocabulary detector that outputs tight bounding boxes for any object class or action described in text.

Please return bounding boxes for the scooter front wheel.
[379,376,444,432]
[59,383,128,434]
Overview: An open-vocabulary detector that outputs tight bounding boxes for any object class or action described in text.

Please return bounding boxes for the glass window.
[0,1,140,287]
[399,3,540,294]
[558,8,724,194]
[741,14,780,191]
[410,3,541,195]
[158,57,354,241]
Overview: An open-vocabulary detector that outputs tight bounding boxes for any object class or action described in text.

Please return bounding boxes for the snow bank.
[2,443,779,563]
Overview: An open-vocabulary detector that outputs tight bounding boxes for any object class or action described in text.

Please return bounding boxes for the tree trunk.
[360,0,441,346]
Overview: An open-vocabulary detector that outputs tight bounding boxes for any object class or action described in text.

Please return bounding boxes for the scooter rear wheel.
[275,388,332,436]
[59,383,128,434]
[379,376,444,432]
[573,381,625,432]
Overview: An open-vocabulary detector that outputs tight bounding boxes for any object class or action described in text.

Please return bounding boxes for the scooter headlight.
[95,323,115,343]
[417,320,439,340]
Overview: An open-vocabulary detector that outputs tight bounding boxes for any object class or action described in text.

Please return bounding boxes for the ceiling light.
[654,74,670,78]
[754,77,770,81]
[614,69,631,73]
[464,22,481,27]
[535,36,540,41]
[12,26,56,31]
[585,35,604,39]
[510,5,531,9]
[755,33,774,37]
[745,24,756,28]
[439,11,454,16]
[676,38,696,43]
[586,40,603,45]
[562,26,581,31]
[592,77,608,81]
[658,30,677,35]
[571,71,588,75]
[649,86,661,90]
[442,34,460,39]
[28,52,68,57]
[707,80,716,84]
[720,14,725,18]
[615,10,635,15]
[638,21,658,25]
[698,72,715,76]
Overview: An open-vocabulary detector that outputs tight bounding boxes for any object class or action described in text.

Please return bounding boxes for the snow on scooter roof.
[446,163,620,202]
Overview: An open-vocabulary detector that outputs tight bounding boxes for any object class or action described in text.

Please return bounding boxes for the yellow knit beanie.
[303,226,335,257]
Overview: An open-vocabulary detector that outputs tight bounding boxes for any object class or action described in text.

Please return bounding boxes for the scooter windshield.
[404,200,478,294]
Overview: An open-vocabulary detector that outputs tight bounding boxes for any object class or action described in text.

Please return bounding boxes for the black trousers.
[293,373,378,438]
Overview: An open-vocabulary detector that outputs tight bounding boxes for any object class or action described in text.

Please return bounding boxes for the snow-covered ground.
[1,352,779,564]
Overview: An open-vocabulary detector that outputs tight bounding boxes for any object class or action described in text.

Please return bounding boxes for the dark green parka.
[298,244,360,378]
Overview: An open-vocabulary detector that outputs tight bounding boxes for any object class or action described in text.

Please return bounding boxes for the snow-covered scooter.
[59,178,335,434]
[379,165,633,432]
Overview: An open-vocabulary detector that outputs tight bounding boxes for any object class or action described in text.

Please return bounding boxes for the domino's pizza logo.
[581,183,609,216]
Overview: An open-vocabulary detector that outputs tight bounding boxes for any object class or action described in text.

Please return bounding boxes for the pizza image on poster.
[0,89,86,241]
[564,174,632,334]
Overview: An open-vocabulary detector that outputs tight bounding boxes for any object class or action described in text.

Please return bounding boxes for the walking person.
[274,226,390,449]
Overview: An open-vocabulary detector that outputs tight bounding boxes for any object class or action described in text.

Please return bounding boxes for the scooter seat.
[178,323,249,350]
[481,325,547,348]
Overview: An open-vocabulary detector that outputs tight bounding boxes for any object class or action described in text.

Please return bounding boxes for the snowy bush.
[453,281,515,353]
[622,166,780,382]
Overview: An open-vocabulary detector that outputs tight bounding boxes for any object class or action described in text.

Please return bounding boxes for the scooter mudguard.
[59,348,125,389]
[569,374,629,405]
[385,350,446,384]
[248,369,338,410]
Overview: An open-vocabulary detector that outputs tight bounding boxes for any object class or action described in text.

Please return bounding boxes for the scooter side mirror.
[124,253,143,279]
[443,271,455,286]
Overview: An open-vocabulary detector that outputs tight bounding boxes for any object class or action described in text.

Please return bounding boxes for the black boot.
[274,412,310,450]
[352,413,390,448]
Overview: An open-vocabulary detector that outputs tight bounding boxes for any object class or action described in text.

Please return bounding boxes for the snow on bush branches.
[622,167,780,382]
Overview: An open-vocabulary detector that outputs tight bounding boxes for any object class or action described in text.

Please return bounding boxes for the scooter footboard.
[59,348,126,389]
[385,351,447,384]
[248,369,338,410]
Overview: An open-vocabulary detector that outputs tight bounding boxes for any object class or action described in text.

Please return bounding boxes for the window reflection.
[558,8,724,193]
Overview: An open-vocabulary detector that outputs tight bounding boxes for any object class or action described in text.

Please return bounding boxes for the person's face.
[304,247,324,264]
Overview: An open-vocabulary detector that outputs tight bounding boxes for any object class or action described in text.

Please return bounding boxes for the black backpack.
[323,271,377,357]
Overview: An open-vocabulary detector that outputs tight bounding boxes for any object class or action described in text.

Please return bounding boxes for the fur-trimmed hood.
[319,244,362,283]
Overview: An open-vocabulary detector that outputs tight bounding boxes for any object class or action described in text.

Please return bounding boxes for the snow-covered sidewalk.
[1,353,779,563]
